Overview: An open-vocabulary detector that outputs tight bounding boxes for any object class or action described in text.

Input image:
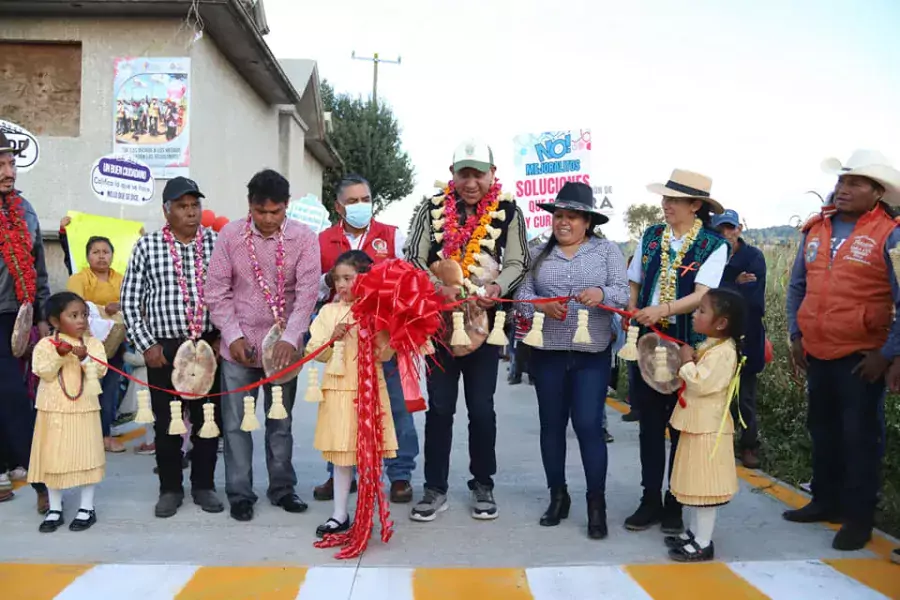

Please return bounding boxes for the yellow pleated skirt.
[27,410,105,489]
[670,432,738,506]
[314,386,398,467]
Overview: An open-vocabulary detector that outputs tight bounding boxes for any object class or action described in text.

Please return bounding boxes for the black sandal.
[668,540,714,562]
[39,510,65,533]
[69,509,97,532]
[664,529,695,549]
[316,517,350,538]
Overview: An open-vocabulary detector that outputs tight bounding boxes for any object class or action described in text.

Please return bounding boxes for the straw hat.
[647,169,724,214]
[821,150,900,206]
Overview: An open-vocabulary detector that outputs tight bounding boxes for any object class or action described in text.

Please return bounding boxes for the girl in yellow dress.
[28,291,108,533]
[667,288,743,562]
[306,250,398,538]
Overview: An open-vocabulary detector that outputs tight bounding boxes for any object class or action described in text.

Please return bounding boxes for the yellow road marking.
[626,562,768,599]
[413,568,532,600]
[175,566,308,600]
[0,563,91,600]
[824,558,900,599]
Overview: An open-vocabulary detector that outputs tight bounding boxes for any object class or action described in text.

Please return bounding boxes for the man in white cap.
[405,139,529,522]
[786,151,900,551]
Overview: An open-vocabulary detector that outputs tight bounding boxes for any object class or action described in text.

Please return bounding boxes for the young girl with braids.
[306,250,397,539]
[666,288,744,562]
[28,291,108,533]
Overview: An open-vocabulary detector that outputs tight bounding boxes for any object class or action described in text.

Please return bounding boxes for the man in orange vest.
[785,153,900,551]
[313,174,417,504]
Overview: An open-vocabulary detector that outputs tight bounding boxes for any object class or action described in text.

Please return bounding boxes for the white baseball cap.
[452,139,494,173]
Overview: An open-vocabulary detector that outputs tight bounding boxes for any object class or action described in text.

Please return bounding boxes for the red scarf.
[0,191,37,304]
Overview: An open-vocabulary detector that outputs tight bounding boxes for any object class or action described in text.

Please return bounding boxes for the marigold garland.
[434,180,502,279]
[0,190,37,304]
[658,218,702,325]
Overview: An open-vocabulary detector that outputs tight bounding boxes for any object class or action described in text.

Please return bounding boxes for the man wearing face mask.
[315,174,417,504]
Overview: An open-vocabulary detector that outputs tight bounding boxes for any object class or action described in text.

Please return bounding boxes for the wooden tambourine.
[636,332,684,394]
[11,302,33,358]
[171,339,217,400]
[429,259,489,357]
[262,324,301,384]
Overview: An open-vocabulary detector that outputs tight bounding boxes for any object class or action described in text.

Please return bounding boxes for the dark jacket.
[719,238,766,374]
[0,193,51,321]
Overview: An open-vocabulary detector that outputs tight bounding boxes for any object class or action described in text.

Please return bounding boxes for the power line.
[351,51,401,108]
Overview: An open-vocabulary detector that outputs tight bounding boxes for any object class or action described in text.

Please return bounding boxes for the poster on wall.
[0,120,40,172]
[512,130,593,240]
[113,57,191,179]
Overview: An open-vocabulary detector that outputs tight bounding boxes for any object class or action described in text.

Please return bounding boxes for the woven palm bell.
[134,389,155,424]
[305,365,324,403]
[573,309,592,344]
[327,340,346,375]
[652,346,671,382]
[618,325,640,361]
[168,400,187,435]
[487,310,509,346]
[522,313,545,347]
[240,396,261,432]
[198,402,220,439]
[267,385,288,420]
[450,312,472,347]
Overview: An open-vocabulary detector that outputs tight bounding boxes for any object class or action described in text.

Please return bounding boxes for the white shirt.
[627,233,727,322]
[316,226,407,302]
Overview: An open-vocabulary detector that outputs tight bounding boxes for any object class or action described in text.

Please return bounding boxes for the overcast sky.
[262,0,900,241]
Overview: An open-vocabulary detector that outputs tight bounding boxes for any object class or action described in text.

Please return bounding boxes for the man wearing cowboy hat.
[624,169,729,538]
[785,152,900,551]
[0,131,52,510]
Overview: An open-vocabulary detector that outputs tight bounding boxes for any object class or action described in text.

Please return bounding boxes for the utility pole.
[351,51,401,108]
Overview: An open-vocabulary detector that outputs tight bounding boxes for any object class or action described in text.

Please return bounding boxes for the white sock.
[693,506,717,549]
[680,506,699,541]
[79,485,95,514]
[45,488,63,521]
[332,465,353,523]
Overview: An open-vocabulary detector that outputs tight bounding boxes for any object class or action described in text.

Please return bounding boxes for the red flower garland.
[0,191,37,304]
[440,180,502,257]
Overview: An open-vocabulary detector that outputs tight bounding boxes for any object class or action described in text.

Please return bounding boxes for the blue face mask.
[344,202,373,229]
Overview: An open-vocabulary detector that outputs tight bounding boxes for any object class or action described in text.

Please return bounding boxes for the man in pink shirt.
[206,169,320,522]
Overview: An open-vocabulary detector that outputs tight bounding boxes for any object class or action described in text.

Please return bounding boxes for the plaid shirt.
[121,227,218,353]
[515,236,629,353]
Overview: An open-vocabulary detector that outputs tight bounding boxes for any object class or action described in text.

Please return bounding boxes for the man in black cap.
[0,131,51,510]
[121,176,224,518]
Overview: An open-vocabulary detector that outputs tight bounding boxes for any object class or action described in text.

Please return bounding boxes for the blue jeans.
[99,349,125,437]
[327,356,419,482]
[531,348,611,494]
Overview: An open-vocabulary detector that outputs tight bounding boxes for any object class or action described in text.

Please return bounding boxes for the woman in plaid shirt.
[515,182,628,540]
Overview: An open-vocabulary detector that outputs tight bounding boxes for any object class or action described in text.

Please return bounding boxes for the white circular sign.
[0,120,40,172]
[90,154,155,205]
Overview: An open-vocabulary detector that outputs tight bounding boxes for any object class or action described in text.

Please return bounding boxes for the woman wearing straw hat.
[623,169,729,535]
[786,153,900,551]
[515,181,629,540]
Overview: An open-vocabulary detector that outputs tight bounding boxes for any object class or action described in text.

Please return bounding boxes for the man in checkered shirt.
[121,177,224,519]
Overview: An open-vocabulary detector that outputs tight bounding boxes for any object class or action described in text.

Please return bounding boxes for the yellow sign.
[65,211,144,274]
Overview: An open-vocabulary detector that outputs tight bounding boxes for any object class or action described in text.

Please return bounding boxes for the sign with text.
[90,154,155,205]
[0,120,40,172]
[65,211,144,274]
[286,194,330,234]
[512,130,594,240]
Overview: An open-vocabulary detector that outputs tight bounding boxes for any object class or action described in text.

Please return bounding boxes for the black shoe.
[587,491,608,540]
[38,510,65,533]
[192,489,224,513]
[624,492,662,531]
[661,491,684,534]
[622,410,640,422]
[783,502,841,524]
[230,500,254,522]
[539,486,571,527]
[832,523,872,551]
[664,530,695,549]
[69,509,97,532]
[276,494,308,514]
[316,517,350,538]
[154,492,184,518]
[669,540,714,562]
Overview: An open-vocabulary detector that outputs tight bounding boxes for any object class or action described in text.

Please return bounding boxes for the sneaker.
[9,467,27,481]
[470,482,498,520]
[410,488,448,522]
[604,430,615,444]
[134,443,155,456]
[0,473,11,491]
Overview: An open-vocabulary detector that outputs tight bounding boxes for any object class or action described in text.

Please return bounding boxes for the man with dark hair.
[0,132,51,509]
[313,174,418,504]
[206,168,320,522]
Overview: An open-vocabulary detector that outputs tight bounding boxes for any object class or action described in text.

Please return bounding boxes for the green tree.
[624,203,664,241]
[321,80,414,218]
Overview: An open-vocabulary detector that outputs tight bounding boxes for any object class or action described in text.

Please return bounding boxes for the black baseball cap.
[162,176,205,203]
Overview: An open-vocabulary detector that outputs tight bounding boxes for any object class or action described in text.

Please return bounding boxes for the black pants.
[424,342,499,494]
[732,370,759,450]
[146,338,222,496]
[807,355,883,527]
[0,313,45,493]
[630,362,679,498]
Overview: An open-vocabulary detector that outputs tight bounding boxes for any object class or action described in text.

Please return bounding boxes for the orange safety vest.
[797,204,898,360]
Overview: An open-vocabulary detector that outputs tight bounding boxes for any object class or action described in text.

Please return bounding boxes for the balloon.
[213,216,229,232]
[201,210,216,228]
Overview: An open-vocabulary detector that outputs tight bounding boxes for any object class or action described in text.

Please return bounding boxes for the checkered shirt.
[121,227,218,353]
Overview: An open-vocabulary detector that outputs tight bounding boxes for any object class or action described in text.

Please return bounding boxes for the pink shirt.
[206,217,321,367]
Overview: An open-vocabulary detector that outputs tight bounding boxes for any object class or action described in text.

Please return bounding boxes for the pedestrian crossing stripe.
[1,560,897,599]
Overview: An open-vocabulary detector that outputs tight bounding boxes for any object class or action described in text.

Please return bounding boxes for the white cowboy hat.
[821,150,900,206]
[646,168,724,214]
